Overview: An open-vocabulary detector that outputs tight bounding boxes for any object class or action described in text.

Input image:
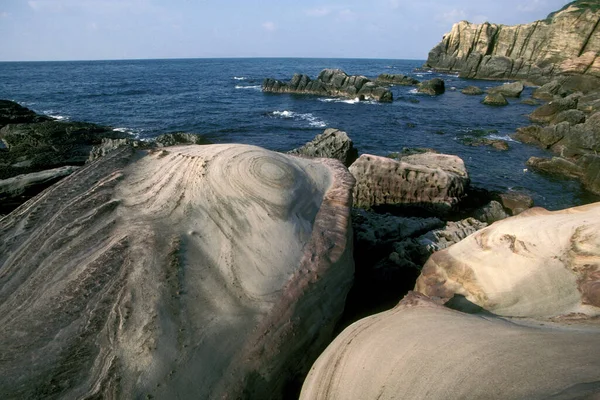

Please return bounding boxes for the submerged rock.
[288,128,358,167]
[461,86,483,95]
[0,144,355,399]
[417,78,445,95]
[263,69,393,102]
[349,152,469,214]
[482,92,508,106]
[376,73,420,86]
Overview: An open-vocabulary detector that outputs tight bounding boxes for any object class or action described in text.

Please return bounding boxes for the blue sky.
[0,0,571,61]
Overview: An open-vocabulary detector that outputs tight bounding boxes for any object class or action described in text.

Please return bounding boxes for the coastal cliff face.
[425,1,600,83]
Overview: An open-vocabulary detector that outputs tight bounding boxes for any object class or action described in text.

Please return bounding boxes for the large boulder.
[0,100,51,128]
[263,69,393,102]
[288,128,358,167]
[488,81,524,98]
[528,93,580,123]
[417,78,445,95]
[349,153,469,214]
[416,203,600,317]
[376,73,420,86]
[300,292,600,400]
[482,93,508,106]
[0,144,355,399]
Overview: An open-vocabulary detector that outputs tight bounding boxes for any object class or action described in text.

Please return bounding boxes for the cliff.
[425,0,600,84]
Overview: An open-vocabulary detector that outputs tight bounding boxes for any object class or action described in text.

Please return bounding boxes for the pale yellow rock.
[416,203,600,318]
[300,292,600,400]
[0,144,355,399]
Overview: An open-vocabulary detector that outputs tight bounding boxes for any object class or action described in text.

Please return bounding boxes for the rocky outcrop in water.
[0,100,51,128]
[482,93,508,106]
[262,69,393,102]
[461,86,483,95]
[288,128,358,167]
[417,78,445,95]
[488,81,524,98]
[376,73,420,86]
[424,1,600,84]
[0,143,355,399]
[349,152,469,214]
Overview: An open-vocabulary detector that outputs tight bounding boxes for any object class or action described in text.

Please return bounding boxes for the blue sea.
[0,58,597,210]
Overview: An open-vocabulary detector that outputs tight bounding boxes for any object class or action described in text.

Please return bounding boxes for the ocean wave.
[42,110,70,121]
[235,85,261,90]
[233,76,247,80]
[488,134,517,142]
[318,97,379,105]
[113,127,145,139]
[271,110,327,128]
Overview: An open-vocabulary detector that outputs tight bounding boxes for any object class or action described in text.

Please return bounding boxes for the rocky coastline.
[2,1,600,398]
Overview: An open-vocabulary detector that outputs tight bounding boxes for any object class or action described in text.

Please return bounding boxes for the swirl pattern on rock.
[300,292,600,400]
[416,203,600,318]
[0,144,355,399]
[262,69,393,102]
[424,1,600,84]
[349,153,469,213]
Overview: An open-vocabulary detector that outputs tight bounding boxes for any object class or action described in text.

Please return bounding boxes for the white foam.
[271,110,326,128]
[235,85,261,90]
[233,76,247,80]
[318,97,378,105]
[409,88,419,94]
[488,134,517,142]
[42,110,69,121]
[113,127,144,139]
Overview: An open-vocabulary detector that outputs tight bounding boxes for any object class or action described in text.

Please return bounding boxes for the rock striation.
[424,1,600,84]
[262,69,393,102]
[300,292,600,400]
[288,128,358,168]
[349,153,469,214]
[0,143,355,399]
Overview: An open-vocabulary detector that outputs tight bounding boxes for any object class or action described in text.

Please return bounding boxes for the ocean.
[0,57,597,210]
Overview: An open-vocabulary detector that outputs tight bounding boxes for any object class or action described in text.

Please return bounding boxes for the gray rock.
[417,78,445,95]
[520,98,540,105]
[376,74,420,86]
[154,132,211,147]
[529,93,580,123]
[472,200,509,224]
[488,81,524,98]
[461,86,484,95]
[498,192,534,215]
[415,217,487,253]
[553,109,586,125]
[482,93,508,106]
[288,128,358,167]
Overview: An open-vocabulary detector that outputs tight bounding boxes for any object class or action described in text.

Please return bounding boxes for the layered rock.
[263,69,393,102]
[416,203,600,317]
[0,143,355,399]
[376,73,420,86]
[300,292,600,400]
[288,128,358,167]
[349,153,469,214]
[424,1,600,84]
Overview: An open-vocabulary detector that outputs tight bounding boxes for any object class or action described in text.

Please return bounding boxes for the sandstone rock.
[424,2,600,83]
[527,156,583,179]
[529,94,580,123]
[300,292,600,400]
[0,100,51,128]
[376,73,419,86]
[288,128,358,167]
[417,78,445,95]
[263,69,393,102]
[416,203,600,317]
[488,81,524,98]
[349,153,469,214]
[460,86,483,95]
[498,191,534,215]
[0,144,355,399]
[482,93,508,106]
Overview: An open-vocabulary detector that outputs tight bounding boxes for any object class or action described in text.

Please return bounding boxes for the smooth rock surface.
[288,128,358,167]
[0,144,355,399]
[300,292,600,400]
[349,153,469,213]
[416,203,600,318]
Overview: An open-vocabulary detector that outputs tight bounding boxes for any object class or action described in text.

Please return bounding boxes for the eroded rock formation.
[262,69,393,102]
[0,143,355,399]
[425,1,600,84]
[288,128,358,167]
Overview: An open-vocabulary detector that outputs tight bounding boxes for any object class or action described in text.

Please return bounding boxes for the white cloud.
[305,7,332,17]
[262,21,277,32]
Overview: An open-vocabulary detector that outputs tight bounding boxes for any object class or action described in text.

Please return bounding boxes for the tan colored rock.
[0,144,355,399]
[416,203,600,318]
[425,2,600,83]
[349,153,469,213]
[300,292,600,400]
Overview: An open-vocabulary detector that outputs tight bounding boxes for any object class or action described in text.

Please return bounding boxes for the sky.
[0,0,572,61]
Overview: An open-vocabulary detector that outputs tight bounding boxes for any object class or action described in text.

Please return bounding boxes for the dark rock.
[288,128,358,168]
[461,137,509,150]
[376,74,420,86]
[417,78,445,95]
[154,132,211,147]
[88,138,139,162]
[472,200,509,224]
[461,86,484,95]
[553,109,586,125]
[0,100,51,129]
[497,192,534,215]
[512,123,569,149]
[529,94,580,123]
[578,153,600,195]
[263,69,393,102]
[488,81,524,98]
[482,93,508,106]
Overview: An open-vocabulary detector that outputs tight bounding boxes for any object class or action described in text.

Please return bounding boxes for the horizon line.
[0,56,427,63]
